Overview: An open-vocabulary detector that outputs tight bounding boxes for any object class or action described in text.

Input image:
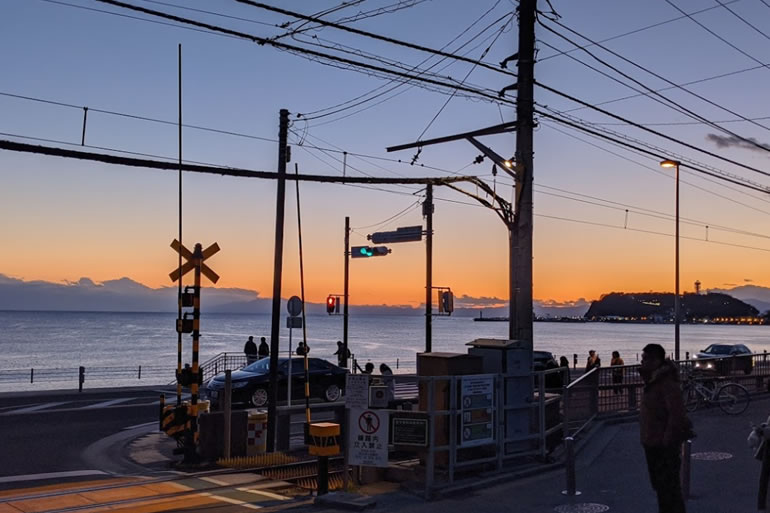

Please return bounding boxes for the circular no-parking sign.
[358,410,380,434]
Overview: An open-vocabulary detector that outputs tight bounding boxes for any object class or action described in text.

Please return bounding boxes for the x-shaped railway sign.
[169,240,220,284]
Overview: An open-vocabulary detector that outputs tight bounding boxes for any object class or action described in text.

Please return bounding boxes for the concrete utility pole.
[512,0,536,347]
[424,184,433,353]
[343,216,350,367]
[267,108,289,452]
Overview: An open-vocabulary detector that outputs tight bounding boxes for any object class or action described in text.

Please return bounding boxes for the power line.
[94,0,512,107]
[715,0,770,42]
[233,0,518,80]
[539,20,770,155]
[296,3,507,120]
[539,121,770,218]
[535,82,770,181]
[0,90,278,144]
[351,199,423,230]
[537,1,741,62]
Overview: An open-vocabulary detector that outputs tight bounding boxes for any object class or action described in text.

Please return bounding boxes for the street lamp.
[660,159,680,361]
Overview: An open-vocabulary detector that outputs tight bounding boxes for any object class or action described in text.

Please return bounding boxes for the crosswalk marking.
[8,401,68,413]
[237,487,290,501]
[82,397,134,409]
[200,491,263,510]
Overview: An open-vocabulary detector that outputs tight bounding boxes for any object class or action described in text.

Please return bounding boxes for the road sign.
[345,374,369,410]
[369,225,423,244]
[286,316,303,329]
[391,415,429,447]
[287,296,302,316]
[349,408,389,466]
[169,240,220,283]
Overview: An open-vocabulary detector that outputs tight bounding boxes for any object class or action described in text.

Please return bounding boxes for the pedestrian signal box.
[438,290,454,315]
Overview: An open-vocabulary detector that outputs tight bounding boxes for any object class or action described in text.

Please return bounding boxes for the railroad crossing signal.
[351,246,390,258]
[169,240,220,283]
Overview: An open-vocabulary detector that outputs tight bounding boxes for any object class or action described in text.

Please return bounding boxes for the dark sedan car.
[693,343,753,375]
[206,357,348,407]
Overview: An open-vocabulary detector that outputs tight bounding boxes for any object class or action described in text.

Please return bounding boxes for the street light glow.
[504,160,513,168]
[660,159,679,168]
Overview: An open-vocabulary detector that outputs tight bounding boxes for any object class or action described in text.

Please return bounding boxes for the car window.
[738,345,750,353]
[291,359,305,374]
[244,359,270,372]
[309,359,332,372]
[703,345,731,354]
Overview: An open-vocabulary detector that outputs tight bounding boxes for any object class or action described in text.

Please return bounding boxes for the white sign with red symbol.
[348,408,389,467]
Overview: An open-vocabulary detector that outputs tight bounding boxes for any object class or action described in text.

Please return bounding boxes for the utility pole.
[424,184,433,352]
[343,216,350,367]
[267,108,289,452]
[512,0,537,348]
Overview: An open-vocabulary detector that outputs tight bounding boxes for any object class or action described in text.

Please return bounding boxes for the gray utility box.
[467,339,532,453]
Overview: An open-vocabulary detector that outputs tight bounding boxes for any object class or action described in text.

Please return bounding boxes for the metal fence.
[0,364,170,388]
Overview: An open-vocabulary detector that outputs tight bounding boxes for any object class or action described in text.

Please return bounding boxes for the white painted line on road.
[122,421,159,430]
[201,477,230,486]
[82,397,134,409]
[237,488,289,501]
[8,402,68,413]
[0,470,108,484]
[200,492,262,510]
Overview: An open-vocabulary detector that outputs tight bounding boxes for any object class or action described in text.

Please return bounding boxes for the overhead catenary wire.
[534,82,770,181]
[93,0,514,107]
[233,0,518,80]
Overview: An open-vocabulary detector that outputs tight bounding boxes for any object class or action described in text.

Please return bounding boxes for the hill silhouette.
[585,292,759,321]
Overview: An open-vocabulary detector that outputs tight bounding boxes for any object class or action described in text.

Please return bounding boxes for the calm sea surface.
[1,310,769,390]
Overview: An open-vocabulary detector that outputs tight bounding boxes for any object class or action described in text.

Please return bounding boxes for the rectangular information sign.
[391,416,428,447]
[345,374,369,410]
[460,376,494,447]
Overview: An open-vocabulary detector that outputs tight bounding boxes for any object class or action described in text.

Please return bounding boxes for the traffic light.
[438,290,454,314]
[326,295,337,314]
[351,246,390,258]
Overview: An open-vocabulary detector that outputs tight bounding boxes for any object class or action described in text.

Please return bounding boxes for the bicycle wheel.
[683,385,700,413]
[716,383,750,415]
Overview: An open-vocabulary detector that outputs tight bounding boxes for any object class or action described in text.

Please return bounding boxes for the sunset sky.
[2,0,770,307]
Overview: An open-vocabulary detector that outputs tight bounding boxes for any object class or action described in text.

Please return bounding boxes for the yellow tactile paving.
[8,492,96,512]
[0,478,140,499]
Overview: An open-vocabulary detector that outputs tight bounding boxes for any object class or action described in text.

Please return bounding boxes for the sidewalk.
[311,396,770,513]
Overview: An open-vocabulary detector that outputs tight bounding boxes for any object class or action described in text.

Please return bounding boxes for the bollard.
[30,368,34,384]
[138,365,142,380]
[686,352,689,361]
[396,358,399,370]
[318,455,329,495]
[562,436,581,496]
[159,394,165,431]
[78,366,85,392]
[223,370,232,459]
[681,439,692,500]
[573,353,577,370]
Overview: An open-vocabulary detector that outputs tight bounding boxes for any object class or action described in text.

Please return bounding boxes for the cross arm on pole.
[385,120,518,153]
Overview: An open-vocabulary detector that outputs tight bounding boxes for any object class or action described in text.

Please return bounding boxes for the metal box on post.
[466,339,532,453]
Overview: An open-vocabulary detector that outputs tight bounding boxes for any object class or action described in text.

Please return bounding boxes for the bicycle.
[681,372,750,415]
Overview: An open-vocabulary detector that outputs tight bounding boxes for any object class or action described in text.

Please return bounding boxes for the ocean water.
[1,310,769,390]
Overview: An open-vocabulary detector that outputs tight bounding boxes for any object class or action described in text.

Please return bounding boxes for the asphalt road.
[0,386,171,482]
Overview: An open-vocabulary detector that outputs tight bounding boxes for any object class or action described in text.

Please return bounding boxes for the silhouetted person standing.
[244,336,257,364]
[333,340,351,367]
[296,341,309,356]
[611,350,625,394]
[380,363,394,402]
[559,356,571,385]
[361,362,374,374]
[585,349,601,371]
[640,343,689,513]
[257,337,269,360]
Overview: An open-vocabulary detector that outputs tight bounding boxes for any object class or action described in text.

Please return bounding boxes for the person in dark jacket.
[244,336,258,364]
[296,341,309,356]
[640,343,689,513]
[333,341,351,367]
[611,350,625,395]
[559,356,571,385]
[585,349,601,371]
[257,337,269,360]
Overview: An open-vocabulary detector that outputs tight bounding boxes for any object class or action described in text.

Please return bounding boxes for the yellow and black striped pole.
[189,243,203,453]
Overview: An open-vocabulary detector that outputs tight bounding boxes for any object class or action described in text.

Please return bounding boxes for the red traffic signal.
[326,295,336,314]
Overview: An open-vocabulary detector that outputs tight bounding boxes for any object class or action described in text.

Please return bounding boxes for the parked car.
[205,357,348,407]
[692,343,753,375]
[533,350,558,371]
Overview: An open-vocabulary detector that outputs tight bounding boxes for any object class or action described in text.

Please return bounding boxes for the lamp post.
[660,159,680,361]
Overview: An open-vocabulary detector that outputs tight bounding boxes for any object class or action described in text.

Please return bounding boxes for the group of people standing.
[585,349,626,394]
[243,336,270,364]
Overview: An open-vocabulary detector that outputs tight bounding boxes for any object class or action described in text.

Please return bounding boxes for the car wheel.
[250,387,268,407]
[324,384,341,402]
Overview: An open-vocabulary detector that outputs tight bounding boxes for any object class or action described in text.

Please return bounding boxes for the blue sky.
[2,0,770,306]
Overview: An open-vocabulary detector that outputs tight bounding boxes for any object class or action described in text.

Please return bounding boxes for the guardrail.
[0,364,170,390]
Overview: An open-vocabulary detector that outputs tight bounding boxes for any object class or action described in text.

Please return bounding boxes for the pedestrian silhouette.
[640,343,690,513]
[244,336,258,364]
[333,340,351,367]
[258,337,269,360]
[362,362,374,374]
[585,349,601,371]
[611,350,625,394]
[296,341,309,356]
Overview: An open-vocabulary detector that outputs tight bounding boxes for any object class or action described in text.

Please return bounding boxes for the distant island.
[584,292,767,324]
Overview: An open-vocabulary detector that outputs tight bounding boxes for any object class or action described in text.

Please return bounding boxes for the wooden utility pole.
[267,108,289,452]
[512,0,536,347]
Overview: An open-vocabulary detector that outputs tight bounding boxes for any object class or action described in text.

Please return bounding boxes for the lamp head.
[660,159,679,168]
